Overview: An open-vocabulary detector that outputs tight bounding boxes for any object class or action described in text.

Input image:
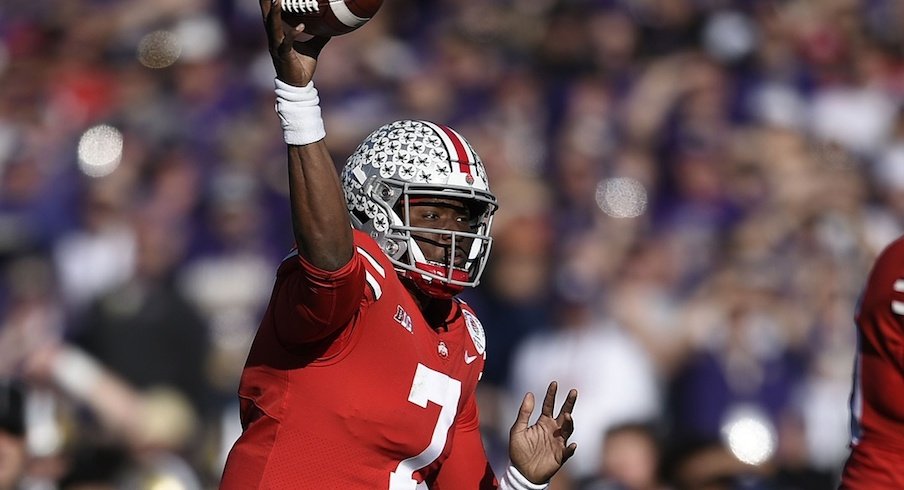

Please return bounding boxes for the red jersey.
[220,231,497,489]
[841,236,904,489]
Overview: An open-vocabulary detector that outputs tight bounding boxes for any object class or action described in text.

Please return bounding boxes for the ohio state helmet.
[340,120,497,298]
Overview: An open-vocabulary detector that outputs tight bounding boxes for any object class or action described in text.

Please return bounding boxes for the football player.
[840,235,904,489]
[219,1,578,488]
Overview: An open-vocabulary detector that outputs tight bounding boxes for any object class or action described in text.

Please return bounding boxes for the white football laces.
[282,0,320,14]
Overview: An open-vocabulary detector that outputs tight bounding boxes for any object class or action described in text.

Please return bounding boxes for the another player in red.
[840,235,904,489]
[220,1,578,488]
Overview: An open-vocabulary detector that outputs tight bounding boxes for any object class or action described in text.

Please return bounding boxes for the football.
[282,0,383,37]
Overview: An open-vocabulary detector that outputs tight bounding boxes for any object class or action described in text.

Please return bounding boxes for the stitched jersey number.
[388,363,462,489]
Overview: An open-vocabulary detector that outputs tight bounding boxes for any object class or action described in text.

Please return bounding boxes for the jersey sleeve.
[271,250,368,346]
[431,394,498,489]
[859,238,904,372]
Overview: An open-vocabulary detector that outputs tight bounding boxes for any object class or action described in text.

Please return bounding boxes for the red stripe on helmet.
[437,125,472,176]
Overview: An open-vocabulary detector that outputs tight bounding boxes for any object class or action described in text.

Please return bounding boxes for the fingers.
[559,412,574,440]
[265,0,286,54]
[562,442,578,463]
[541,381,557,418]
[261,0,279,29]
[555,388,578,421]
[259,0,272,21]
[511,391,534,434]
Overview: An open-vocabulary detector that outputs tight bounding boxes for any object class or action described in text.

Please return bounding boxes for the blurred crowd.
[2,0,904,488]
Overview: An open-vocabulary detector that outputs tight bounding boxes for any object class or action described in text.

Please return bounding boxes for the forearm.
[274,73,353,271]
[44,346,195,448]
[263,0,346,270]
[287,142,353,271]
[48,346,140,429]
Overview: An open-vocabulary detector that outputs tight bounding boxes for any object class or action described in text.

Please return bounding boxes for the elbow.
[296,229,355,272]
[298,244,355,272]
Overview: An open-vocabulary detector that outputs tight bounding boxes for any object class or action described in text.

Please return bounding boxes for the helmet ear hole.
[377,183,394,201]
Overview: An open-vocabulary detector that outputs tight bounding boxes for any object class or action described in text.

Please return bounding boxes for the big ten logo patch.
[462,310,485,355]
[395,305,414,333]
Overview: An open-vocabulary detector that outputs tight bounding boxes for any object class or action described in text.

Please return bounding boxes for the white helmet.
[340,120,497,298]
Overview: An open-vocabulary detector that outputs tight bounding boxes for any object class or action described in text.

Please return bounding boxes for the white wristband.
[499,466,548,490]
[274,78,326,146]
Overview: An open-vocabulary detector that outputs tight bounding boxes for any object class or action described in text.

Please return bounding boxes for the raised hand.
[509,382,578,484]
[259,0,330,86]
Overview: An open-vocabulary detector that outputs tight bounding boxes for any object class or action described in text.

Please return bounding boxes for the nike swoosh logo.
[464,352,479,364]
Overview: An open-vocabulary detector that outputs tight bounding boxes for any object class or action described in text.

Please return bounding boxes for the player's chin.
[452,247,470,266]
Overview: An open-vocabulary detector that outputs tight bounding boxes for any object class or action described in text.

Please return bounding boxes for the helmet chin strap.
[401,268,465,299]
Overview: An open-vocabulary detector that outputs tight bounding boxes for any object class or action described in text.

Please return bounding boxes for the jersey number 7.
[388,364,463,489]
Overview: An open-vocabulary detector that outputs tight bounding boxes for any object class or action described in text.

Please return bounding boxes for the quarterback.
[220,1,578,488]
[840,235,904,489]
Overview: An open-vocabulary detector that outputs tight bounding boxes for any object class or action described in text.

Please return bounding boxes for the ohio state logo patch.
[462,310,486,355]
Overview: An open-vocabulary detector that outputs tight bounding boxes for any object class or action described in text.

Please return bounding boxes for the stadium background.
[1,0,903,488]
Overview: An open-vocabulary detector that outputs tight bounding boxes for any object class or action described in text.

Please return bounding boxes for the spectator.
[578,422,668,490]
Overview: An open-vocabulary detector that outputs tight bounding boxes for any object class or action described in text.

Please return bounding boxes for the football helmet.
[341,120,497,298]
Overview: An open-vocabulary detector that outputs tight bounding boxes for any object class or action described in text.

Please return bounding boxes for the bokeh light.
[721,407,777,466]
[146,475,187,490]
[77,125,123,178]
[595,177,648,218]
[704,10,756,62]
[137,30,182,69]
[173,15,225,62]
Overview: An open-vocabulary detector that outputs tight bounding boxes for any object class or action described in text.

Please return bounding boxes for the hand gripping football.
[282,0,383,37]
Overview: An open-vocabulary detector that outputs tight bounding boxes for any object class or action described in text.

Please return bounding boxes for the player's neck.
[403,280,455,332]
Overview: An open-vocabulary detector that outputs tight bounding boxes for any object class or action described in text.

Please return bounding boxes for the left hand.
[508,381,578,484]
